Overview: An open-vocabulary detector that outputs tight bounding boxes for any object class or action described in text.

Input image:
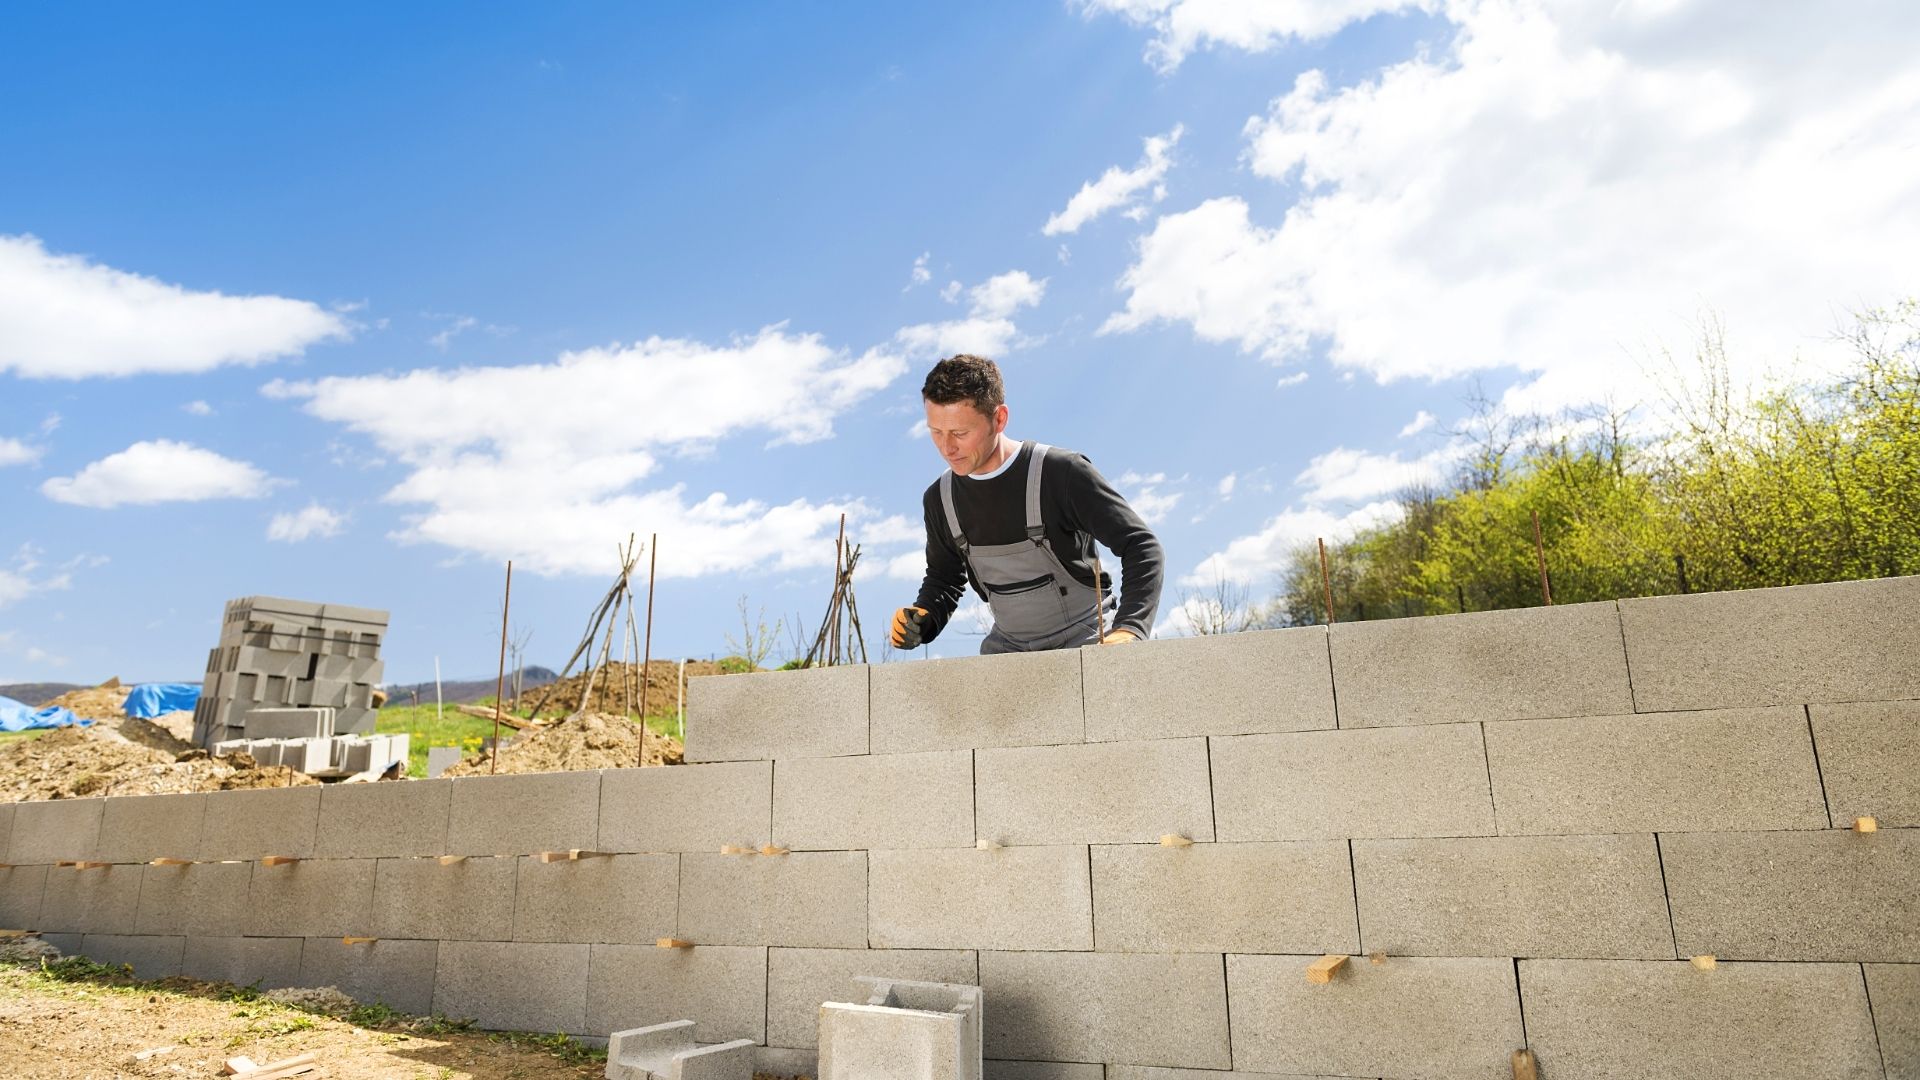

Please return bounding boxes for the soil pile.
[524,659,724,717]
[444,712,684,776]
[41,682,131,721]
[0,727,317,802]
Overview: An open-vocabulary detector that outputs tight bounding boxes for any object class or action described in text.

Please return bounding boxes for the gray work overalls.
[939,441,1115,654]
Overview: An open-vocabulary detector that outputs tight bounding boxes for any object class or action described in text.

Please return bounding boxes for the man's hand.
[890,606,929,649]
[1100,628,1139,645]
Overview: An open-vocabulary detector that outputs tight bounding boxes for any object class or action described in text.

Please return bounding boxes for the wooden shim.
[1369,951,1387,965]
[436,855,468,865]
[1512,1048,1540,1080]
[719,844,752,855]
[0,930,33,939]
[234,1052,320,1079]
[537,849,613,863]
[1691,954,1717,970]
[1855,816,1878,833]
[342,937,377,946]
[222,1058,260,1076]
[759,844,789,856]
[975,839,1001,851]
[1158,834,1193,847]
[656,937,694,949]
[74,861,110,870]
[1305,954,1349,984]
[148,858,194,866]
[260,856,301,867]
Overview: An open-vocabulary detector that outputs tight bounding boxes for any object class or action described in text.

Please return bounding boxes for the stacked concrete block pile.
[191,595,387,749]
[11,575,1918,1079]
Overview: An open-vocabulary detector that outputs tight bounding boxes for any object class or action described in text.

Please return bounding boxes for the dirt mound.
[526,659,724,717]
[0,727,317,802]
[444,712,683,776]
[40,683,131,721]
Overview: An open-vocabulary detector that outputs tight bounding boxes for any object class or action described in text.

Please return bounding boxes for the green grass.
[0,729,47,746]
[376,701,684,778]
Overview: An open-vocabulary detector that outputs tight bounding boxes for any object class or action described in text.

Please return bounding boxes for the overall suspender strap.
[937,472,967,554]
[1024,442,1050,541]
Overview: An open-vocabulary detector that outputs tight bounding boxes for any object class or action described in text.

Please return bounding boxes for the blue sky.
[2,2,1916,684]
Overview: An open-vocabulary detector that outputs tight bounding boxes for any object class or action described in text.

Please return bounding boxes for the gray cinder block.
[370,855,514,940]
[426,746,462,779]
[980,951,1229,1069]
[434,940,589,1034]
[1226,953,1522,1078]
[78,933,185,979]
[773,750,973,851]
[1210,725,1495,841]
[446,771,600,856]
[199,787,322,861]
[767,947,978,1049]
[1662,828,1920,962]
[819,1001,972,1080]
[316,779,450,859]
[1352,834,1675,959]
[1867,963,1920,1080]
[0,802,12,863]
[585,943,768,1042]
[686,664,869,762]
[870,847,1092,951]
[97,793,206,864]
[677,851,867,949]
[1090,841,1357,955]
[607,1019,755,1080]
[181,936,303,990]
[10,797,103,864]
[513,852,676,944]
[756,1047,820,1077]
[244,706,335,741]
[975,739,1214,846]
[36,932,80,956]
[1484,706,1828,834]
[870,651,1082,754]
[246,858,377,938]
[135,861,253,937]
[1620,575,1920,712]
[0,865,49,929]
[984,1064,1104,1080]
[36,864,143,935]
[1330,601,1632,727]
[1082,626,1335,740]
[319,601,389,626]
[1520,959,1882,1079]
[598,761,773,854]
[1106,1069,1348,1080]
[298,936,438,1015]
[1812,699,1920,828]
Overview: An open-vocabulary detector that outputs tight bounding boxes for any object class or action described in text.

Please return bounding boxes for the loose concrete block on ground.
[79,934,185,979]
[135,861,253,937]
[871,650,1081,754]
[9,797,103,864]
[1519,959,1882,1079]
[870,847,1092,951]
[767,947,978,1049]
[1662,828,1920,961]
[1091,841,1357,955]
[181,936,303,989]
[1812,699,1920,827]
[756,1047,820,1078]
[96,792,205,864]
[585,943,767,1042]
[435,940,589,1035]
[686,664,868,762]
[1866,963,1920,1080]
[315,779,450,858]
[1484,706,1828,834]
[677,851,866,948]
[819,1000,972,1080]
[0,865,48,928]
[446,771,600,856]
[976,739,1213,846]
[247,858,377,939]
[1619,575,1920,711]
[773,750,973,850]
[298,936,438,1015]
[599,761,772,853]
[370,855,514,940]
[1083,626,1335,740]
[1211,725,1494,841]
[36,864,143,935]
[1353,833,1676,959]
[1226,953,1521,1079]
[981,950,1230,1070]
[199,787,321,861]
[514,852,677,944]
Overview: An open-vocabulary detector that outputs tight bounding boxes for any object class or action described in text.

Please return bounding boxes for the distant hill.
[380,666,558,708]
[0,683,87,707]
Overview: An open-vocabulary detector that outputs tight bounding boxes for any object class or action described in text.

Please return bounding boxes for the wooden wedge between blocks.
[536,849,613,863]
[436,855,468,865]
[260,856,302,867]
[148,858,194,866]
[1511,1048,1540,1080]
[1691,954,1717,970]
[719,844,753,855]
[759,844,789,856]
[341,937,377,945]
[1158,834,1194,847]
[1306,954,1349,984]
[656,938,695,949]
[1855,816,1878,833]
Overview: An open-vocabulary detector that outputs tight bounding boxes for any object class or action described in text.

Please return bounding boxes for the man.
[891,354,1163,654]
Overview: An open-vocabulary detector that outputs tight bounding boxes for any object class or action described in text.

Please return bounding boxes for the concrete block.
[608,1019,755,1080]
[1866,963,1920,1080]
[0,802,14,864]
[298,936,438,1015]
[855,977,984,1068]
[335,705,377,737]
[1352,833,1675,959]
[0,865,48,928]
[315,779,450,858]
[37,931,80,956]
[1621,575,1920,711]
[1520,958,1882,1079]
[871,651,1080,755]
[756,1047,820,1077]
[1091,841,1357,955]
[599,761,772,854]
[435,940,589,1034]
[1226,953,1521,1078]
[370,855,514,940]
[135,861,253,937]
[239,595,327,619]
[96,793,206,864]
[677,851,867,948]
[819,1001,971,1080]
[1813,699,1920,827]
[246,858,377,938]
[768,947,978,1049]
[10,797,103,864]
[319,601,389,627]
[446,771,600,856]
[199,787,322,860]
[870,848,1092,951]
[180,936,303,989]
[773,750,973,851]
[585,943,767,1042]
[1107,1070,1351,1080]
[1084,625,1335,740]
[36,863,143,935]
[1484,706,1828,834]
[1211,725,1494,841]
[78,933,184,979]
[981,951,1229,1069]
[1662,828,1920,961]
[426,747,462,778]
[514,853,677,944]
[686,664,868,762]
[244,706,335,740]
[984,1065,1104,1080]
[977,739,1213,846]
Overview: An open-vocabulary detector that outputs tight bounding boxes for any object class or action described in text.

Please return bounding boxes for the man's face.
[925,398,1007,475]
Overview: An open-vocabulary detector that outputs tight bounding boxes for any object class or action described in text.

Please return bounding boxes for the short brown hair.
[921,354,1005,417]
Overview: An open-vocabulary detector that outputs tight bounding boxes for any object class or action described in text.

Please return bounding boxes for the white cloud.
[1044,125,1184,236]
[905,252,932,291]
[894,270,1048,360]
[1399,410,1436,437]
[1185,500,1402,586]
[1105,1,1920,416]
[1079,0,1431,71]
[1217,473,1237,498]
[939,280,964,304]
[41,440,279,508]
[1275,371,1308,389]
[0,544,79,608]
[0,438,40,467]
[0,234,350,378]
[267,503,347,543]
[39,414,59,434]
[183,400,214,416]
[1118,470,1182,525]
[1294,445,1455,504]
[428,314,477,351]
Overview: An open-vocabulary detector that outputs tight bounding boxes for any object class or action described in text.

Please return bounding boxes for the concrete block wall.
[14,575,1917,1079]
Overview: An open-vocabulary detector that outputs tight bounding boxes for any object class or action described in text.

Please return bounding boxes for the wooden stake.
[1317,537,1335,625]
[1511,1048,1540,1080]
[260,856,301,867]
[1532,509,1553,605]
[638,533,657,767]
[1854,816,1878,833]
[656,938,695,949]
[1305,954,1348,984]
[1158,834,1193,847]
[147,858,193,866]
[436,855,468,865]
[493,560,512,776]
[1690,954,1717,970]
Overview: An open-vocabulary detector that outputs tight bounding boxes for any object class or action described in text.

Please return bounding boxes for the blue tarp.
[123,682,201,719]
[0,695,87,733]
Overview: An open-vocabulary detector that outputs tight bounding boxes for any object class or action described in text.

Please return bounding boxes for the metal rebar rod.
[638,533,657,767]
[492,561,512,776]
